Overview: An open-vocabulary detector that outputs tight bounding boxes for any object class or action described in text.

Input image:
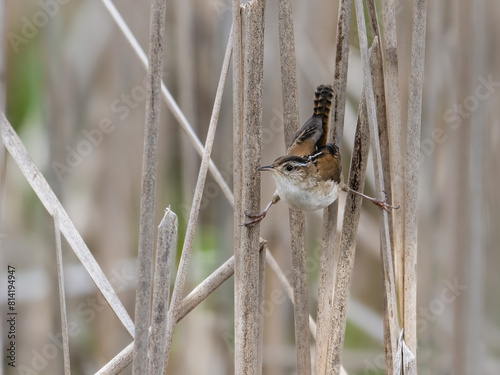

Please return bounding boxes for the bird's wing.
[287,115,324,156]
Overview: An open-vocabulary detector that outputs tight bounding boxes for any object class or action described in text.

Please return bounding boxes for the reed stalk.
[132,0,167,372]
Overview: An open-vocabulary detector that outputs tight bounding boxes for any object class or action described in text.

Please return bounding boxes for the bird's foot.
[242,210,268,227]
[371,194,400,213]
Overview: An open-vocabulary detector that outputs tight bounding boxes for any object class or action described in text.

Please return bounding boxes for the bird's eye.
[286,165,294,172]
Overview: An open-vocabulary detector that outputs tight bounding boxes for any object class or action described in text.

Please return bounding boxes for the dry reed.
[276,0,311,372]
[53,211,71,375]
[132,0,167,372]
[404,0,427,358]
[314,1,352,372]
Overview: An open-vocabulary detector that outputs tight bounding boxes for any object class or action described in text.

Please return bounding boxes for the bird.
[243,84,397,227]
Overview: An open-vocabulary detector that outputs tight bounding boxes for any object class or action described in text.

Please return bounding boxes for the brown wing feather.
[287,84,334,157]
[287,116,323,156]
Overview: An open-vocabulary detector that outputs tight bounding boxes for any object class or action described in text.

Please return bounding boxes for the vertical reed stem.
[133,0,167,372]
[404,0,427,358]
[235,1,266,374]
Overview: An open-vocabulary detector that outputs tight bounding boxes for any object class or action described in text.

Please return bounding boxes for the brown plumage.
[309,143,342,183]
[243,83,397,226]
[287,84,334,157]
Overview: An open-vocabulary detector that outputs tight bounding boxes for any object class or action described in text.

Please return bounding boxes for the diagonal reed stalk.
[314,1,352,373]
[132,0,167,372]
[162,24,234,372]
[95,240,351,375]
[100,0,234,206]
[276,0,311,373]
[0,114,135,336]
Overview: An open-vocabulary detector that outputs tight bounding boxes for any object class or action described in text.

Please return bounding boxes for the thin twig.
[133,0,167,372]
[162,26,234,372]
[53,211,71,375]
[315,1,352,373]
[236,1,266,373]
[404,0,427,357]
[100,0,234,206]
[148,209,177,374]
[0,113,134,336]
[326,85,371,375]
[276,0,311,372]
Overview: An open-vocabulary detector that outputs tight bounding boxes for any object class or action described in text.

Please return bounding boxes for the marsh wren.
[243,84,397,227]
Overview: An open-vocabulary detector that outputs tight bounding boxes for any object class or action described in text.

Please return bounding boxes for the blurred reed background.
[0,0,498,374]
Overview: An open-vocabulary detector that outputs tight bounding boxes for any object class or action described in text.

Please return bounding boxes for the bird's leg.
[242,194,280,227]
[342,185,399,212]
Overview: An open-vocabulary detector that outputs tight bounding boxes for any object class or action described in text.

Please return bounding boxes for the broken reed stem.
[148,209,177,374]
[276,0,311,372]
[95,244,260,375]
[368,37,399,373]
[365,0,381,39]
[315,0,352,373]
[381,0,405,321]
[96,242,348,375]
[53,212,71,375]
[326,87,371,375]
[404,0,427,357]
[133,0,167,372]
[235,1,266,373]
[163,26,234,371]
[101,0,234,206]
[0,114,135,336]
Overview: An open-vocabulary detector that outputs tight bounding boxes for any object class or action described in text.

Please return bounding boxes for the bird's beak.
[257,164,274,172]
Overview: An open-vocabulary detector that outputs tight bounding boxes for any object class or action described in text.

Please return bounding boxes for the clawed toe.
[242,211,266,227]
[244,211,262,219]
[372,197,399,213]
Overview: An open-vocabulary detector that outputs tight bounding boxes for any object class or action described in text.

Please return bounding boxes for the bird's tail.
[313,84,334,132]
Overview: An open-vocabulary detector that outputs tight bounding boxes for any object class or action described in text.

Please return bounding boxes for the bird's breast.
[274,176,340,212]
